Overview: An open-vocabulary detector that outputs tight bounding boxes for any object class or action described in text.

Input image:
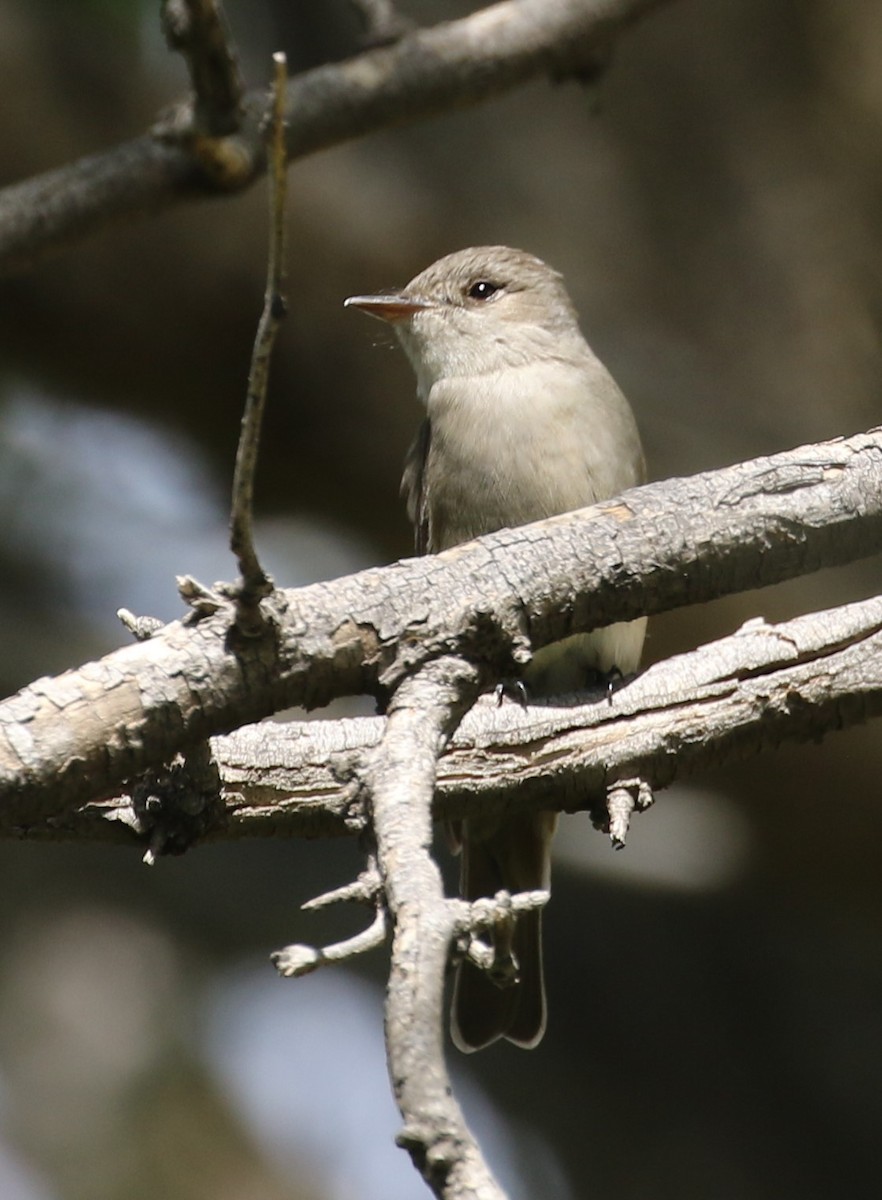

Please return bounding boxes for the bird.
[345,246,646,1051]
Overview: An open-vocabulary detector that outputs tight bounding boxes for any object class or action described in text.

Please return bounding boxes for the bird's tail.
[451,809,556,1052]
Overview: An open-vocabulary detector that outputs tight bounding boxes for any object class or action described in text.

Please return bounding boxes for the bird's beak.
[344,293,434,323]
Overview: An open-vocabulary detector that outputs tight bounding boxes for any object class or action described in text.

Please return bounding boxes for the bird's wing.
[400,417,432,555]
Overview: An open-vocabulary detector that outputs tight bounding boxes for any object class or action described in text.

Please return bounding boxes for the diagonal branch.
[0,0,672,274]
[36,591,882,846]
[0,428,880,826]
[219,592,882,837]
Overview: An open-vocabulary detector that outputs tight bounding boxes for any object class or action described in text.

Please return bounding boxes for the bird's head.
[345,246,584,395]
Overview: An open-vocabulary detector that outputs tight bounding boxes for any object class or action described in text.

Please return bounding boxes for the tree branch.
[32,591,882,846]
[0,0,671,274]
[228,51,288,611]
[0,428,880,827]
[347,0,413,48]
[365,656,505,1198]
[161,0,245,136]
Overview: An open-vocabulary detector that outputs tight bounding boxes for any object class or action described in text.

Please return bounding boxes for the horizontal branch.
[0,428,880,828]
[222,593,882,833]
[23,593,882,845]
[0,0,669,273]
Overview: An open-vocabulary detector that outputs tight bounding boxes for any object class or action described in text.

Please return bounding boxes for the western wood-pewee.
[346,246,646,1051]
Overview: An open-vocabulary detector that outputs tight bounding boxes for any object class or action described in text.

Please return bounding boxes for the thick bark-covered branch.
[42,592,882,846]
[0,0,670,274]
[365,656,504,1199]
[0,428,880,829]
[211,592,882,836]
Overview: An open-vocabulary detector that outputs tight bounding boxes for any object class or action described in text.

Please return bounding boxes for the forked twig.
[161,0,245,136]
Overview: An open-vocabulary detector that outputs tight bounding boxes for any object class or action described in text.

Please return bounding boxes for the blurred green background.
[1,1,881,1197]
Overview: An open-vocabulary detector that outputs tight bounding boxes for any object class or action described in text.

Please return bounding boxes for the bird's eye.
[467,280,501,301]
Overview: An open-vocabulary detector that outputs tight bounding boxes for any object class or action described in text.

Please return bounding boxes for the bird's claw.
[494,679,529,708]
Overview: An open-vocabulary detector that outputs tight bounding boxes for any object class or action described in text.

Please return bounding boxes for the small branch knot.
[177,575,228,617]
[457,889,549,986]
[130,741,224,863]
[117,608,165,642]
[603,777,654,849]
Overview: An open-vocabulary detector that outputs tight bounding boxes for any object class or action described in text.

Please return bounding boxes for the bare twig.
[228,52,289,619]
[161,0,245,135]
[0,429,881,825]
[117,607,165,642]
[348,0,413,47]
[0,0,672,274]
[301,867,382,911]
[271,906,389,977]
[364,656,504,1198]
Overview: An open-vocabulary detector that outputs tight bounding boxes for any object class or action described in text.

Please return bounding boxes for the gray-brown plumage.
[346,246,646,1050]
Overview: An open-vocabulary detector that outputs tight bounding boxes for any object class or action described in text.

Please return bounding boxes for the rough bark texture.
[365,658,507,1198]
[0,428,880,829]
[37,592,879,847]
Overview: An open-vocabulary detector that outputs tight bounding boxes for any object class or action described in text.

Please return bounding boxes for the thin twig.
[348,0,413,47]
[229,52,289,618]
[301,867,382,910]
[271,906,389,977]
[161,0,245,136]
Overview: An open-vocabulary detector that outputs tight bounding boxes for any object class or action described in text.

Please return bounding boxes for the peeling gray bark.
[42,592,881,845]
[364,657,507,1198]
[0,428,881,829]
[2,437,880,1200]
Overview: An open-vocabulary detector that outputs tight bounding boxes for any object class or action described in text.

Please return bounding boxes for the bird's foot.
[583,665,626,707]
[495,679,529,708]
